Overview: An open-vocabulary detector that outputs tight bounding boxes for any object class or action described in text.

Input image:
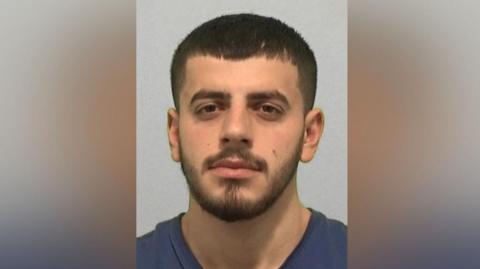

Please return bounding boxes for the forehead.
[181,55,301,105]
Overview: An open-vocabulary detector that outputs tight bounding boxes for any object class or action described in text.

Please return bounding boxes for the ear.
[301,108,324,162]
[167,108,181,162]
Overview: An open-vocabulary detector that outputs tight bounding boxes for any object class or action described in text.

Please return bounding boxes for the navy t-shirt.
[137,209,346,269]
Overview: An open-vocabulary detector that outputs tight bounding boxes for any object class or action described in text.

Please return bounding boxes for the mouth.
[208,159,261,179]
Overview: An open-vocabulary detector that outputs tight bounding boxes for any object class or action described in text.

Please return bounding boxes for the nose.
[220,106,253,148]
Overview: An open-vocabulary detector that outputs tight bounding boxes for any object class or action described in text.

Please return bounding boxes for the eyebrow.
[247,90,290,108]
[189,89,290,108]
[189,89,231,105]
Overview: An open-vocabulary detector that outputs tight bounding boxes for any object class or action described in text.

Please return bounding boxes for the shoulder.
[311,209,347,250]
[137,217,174,249]
[314,210,347,243]
[301,209,347,268]
[136,217,179,269]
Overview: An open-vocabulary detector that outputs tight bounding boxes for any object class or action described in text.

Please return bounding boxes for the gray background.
[137,0,346,236]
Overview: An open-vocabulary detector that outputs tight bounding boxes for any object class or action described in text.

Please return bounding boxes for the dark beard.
[179,138,303,222]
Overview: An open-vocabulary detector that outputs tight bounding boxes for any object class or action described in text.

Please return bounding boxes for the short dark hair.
[170,13,317,112]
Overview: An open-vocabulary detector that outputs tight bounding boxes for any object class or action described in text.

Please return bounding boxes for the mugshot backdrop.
[137,0,346,236]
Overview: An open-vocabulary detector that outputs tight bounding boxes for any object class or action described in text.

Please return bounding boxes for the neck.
[181,180,311,269]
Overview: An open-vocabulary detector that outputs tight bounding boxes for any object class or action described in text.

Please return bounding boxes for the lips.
[211,159,259,170]
[209,158,260,179]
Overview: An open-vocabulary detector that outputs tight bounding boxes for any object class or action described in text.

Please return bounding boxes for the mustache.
[203,147,267,172]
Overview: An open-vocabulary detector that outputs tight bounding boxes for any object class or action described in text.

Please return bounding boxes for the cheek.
[257,128,302,161]
[179,122,218,161]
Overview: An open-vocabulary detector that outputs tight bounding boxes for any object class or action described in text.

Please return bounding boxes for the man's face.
[169,56,315,222]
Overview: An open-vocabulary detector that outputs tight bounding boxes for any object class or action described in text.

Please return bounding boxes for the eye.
[260,104,280,114]
[256,104,284,120]
[200,104,218,113]
[195,103,223,119]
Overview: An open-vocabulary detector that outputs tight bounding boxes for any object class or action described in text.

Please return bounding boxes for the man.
[137,13,346,269]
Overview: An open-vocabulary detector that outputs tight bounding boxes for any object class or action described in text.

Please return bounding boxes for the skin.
[167,55,324,269]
